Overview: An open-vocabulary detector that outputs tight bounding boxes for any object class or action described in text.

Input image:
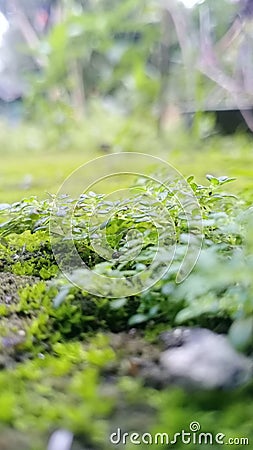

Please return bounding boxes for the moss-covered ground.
[0,116,252,449]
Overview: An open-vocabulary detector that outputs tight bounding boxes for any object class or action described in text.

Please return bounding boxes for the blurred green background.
[0,0,251,202]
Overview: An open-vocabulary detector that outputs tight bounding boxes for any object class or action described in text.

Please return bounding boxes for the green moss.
[0,124,253,449]
[0,336,118,448]
[8,231,50,252]
[0,331,251,450]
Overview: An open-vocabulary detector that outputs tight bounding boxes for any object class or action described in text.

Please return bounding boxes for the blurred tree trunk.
[9,0,47,68]
[157,8,173,134]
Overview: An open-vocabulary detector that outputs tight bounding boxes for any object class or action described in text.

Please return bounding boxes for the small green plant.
[0,169,252,449]
[0,173,250,337]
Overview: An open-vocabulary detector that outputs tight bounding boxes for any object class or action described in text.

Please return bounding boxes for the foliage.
[22,0,242,127]
[0,153,251,449]
[28,0,164,121]
[0,171,252,351]
[0,1,252,447]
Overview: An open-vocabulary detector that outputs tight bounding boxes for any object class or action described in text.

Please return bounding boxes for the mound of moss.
[0,174,252,449]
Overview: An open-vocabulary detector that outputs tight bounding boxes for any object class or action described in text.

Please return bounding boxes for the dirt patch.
[0,272,38,368]
[0,272,38,306]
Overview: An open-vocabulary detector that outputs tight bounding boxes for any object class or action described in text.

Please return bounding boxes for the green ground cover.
[0,116,252,449]
[1,116,253,203]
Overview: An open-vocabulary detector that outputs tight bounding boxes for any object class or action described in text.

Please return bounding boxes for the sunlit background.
[180,0,205,7]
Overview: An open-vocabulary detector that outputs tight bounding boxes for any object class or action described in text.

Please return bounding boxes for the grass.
[1,114,253,203]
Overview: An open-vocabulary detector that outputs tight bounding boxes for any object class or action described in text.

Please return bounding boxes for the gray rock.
[47,430,73,450]
[159,327,253,389]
